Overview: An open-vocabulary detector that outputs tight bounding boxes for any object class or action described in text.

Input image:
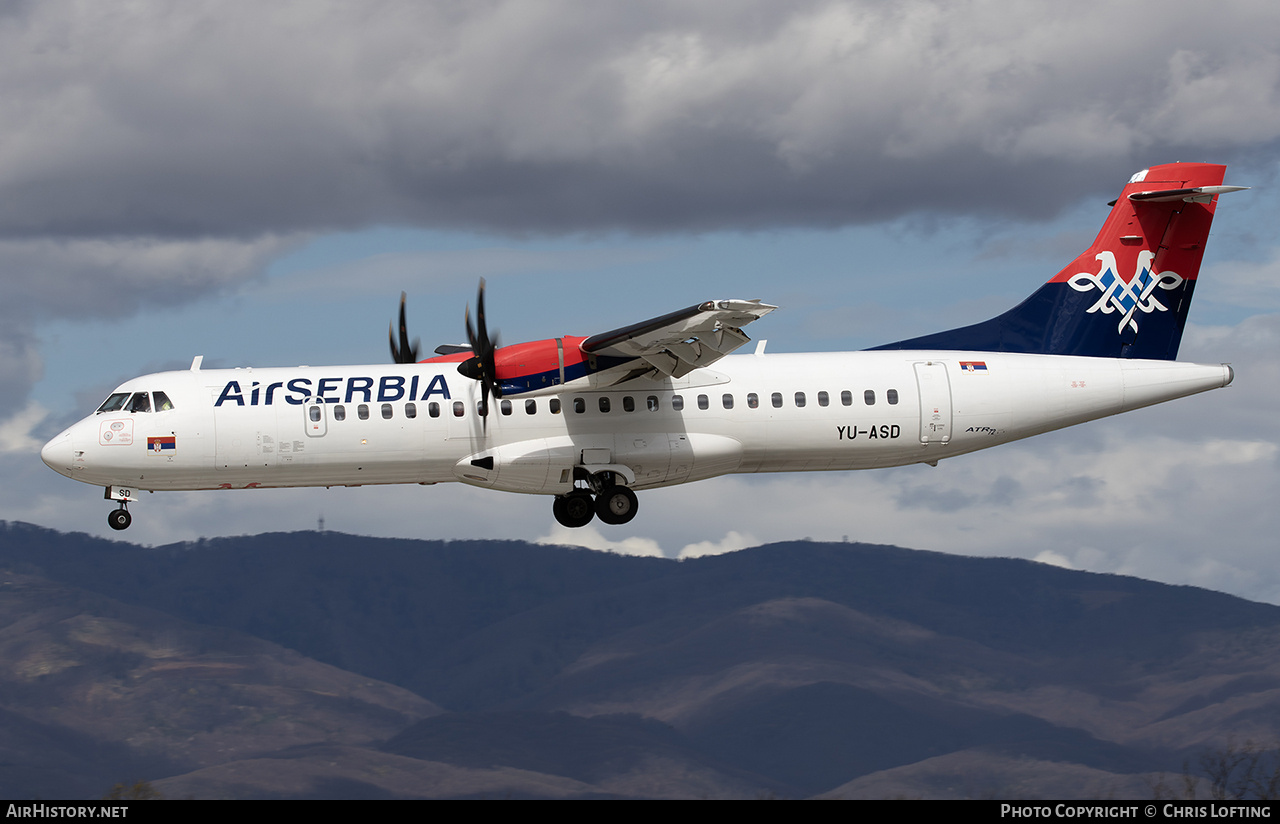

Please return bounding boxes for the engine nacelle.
[480,336,585,396]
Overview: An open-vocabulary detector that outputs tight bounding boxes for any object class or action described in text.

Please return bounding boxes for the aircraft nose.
[41,431,75,474]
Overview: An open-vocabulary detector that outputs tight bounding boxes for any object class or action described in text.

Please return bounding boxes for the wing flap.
[583,299,775,379]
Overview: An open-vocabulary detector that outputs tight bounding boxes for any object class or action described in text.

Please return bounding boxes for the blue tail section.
[871,163,1239,360]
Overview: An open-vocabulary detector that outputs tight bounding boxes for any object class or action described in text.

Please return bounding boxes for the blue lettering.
[345,376,373,403]
[286,377,313,405]
[264,382,283,405]
[251,381,261,406]
[215,381,245,407]
[409,374,420,401]
[317,377,341,403]
[422,374,451,400]
[378,376,405,402]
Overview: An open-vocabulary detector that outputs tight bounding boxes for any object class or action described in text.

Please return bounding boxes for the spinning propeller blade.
[459,279,502,427]
[389,292,421,364]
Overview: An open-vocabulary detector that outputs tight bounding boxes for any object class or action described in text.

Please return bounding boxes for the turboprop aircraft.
[41,162,1244,532]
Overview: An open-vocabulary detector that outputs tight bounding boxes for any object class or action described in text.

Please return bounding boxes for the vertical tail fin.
[872,162,1245,359]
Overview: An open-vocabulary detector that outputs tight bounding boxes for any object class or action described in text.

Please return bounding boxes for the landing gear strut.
[551,471,639,528]
[107,505,132,531]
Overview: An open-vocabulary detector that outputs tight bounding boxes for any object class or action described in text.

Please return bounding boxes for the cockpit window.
[154,391,174,411]
[97,393,131,414]
[127,392,152,413]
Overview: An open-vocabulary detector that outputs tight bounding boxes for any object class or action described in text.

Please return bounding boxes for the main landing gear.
[552,471,639,529]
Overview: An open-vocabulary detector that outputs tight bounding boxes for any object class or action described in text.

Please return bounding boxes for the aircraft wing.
[581,299,776,379]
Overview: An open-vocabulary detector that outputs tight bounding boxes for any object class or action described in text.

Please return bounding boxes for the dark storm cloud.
[1,1,1278,240]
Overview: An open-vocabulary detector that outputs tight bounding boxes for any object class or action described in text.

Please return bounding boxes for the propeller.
[459,278,502,423]
[389,292,421,364]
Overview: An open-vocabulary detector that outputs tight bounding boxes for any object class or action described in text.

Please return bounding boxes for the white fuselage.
[40,350,1232,498]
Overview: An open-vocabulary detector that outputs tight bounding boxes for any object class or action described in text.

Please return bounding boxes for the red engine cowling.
[424,336,589,394]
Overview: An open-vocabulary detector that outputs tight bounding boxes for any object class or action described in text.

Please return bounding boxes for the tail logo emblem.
[1069,251,1184,334]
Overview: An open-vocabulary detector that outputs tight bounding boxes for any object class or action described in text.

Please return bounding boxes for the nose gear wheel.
[107,506,131,531]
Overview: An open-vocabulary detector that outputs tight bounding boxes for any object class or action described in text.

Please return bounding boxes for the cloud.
[536,524,666,557]
[254,244,670,302]
[1033,550,1075,569]
[677,530,757,559]
[1197,252,1280,313]
[1,1,1279,237]
[0,403,46,455]
[0,332,44,413]
[0,234,300,418]
[0,235,303,323]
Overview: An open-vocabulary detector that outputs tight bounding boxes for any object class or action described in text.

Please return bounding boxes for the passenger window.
[747,393,758,409]
[818,391,829,407]
[309,406,321,422]
[97,392,131,414]
[153,391,174,411]
[358,404,370,420]
[128,393,151,413]
[697,394,709,410]
[887,389,899,405]
[500,399,512,416]
[672,395,684,411]
[550,399,561,414]
[382,403,393,419]
[795,392,806,408]
[334,405,346,422]
[525,399,537,415]
[478,400,488,417]
[574,398,585,414]
[722,394,733,410]
[429,402,441,418]
[647,396,659,412]
[452,401,464,417]
[405,402,417,419]
[864,390,876,405]
[841,390,852,406]
[771,392,782,408]
[599,397,611,413]
[623,396,635,412]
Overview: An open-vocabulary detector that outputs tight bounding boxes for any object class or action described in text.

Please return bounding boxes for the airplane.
[41,161,1244,533]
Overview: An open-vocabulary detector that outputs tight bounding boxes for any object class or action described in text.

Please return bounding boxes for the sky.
[5,1,1280,602]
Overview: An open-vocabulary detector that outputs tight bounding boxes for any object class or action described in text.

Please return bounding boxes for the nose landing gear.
[104,486,137,531]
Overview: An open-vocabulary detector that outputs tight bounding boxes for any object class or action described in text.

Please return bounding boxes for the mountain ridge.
[2,520,1276,799]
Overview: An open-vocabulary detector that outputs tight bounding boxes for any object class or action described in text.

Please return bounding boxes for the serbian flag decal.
[959,361,988,373]
[147,436,176,454]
